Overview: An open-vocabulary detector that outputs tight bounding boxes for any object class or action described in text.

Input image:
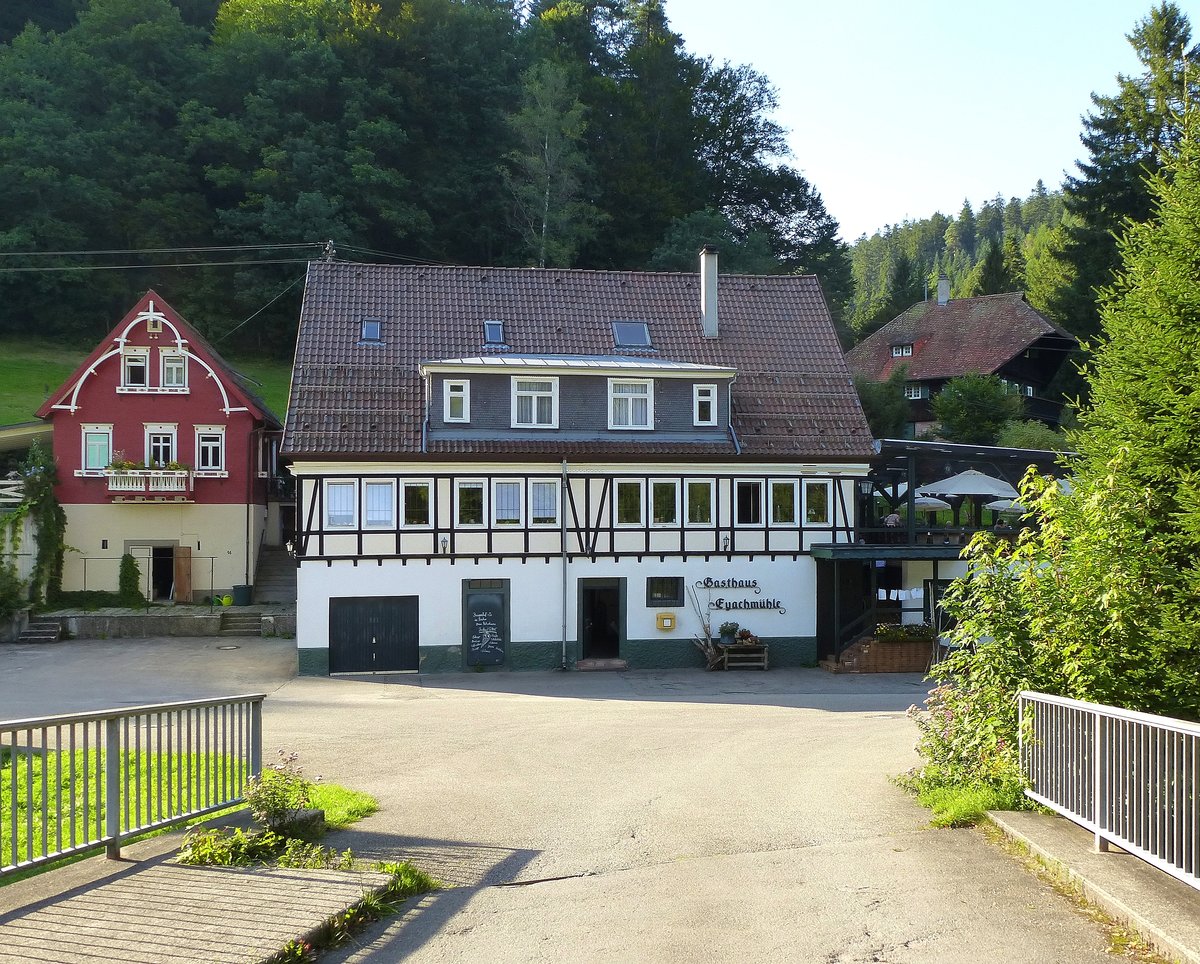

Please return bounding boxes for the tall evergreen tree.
[1050,2,1199,341]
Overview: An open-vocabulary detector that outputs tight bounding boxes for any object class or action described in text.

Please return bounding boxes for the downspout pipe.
[560,458,569,670]
[726,377,741,455]
[420,369,431,454]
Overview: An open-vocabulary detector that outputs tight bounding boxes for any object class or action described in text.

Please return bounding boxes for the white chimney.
[700,245,719,338]
[936,275,950,306]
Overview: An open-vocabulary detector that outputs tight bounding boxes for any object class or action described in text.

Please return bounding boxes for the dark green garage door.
[328,596,419,673]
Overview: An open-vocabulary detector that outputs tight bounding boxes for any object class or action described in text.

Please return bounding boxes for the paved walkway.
[2,651,1198,962]
[0,836,387,964]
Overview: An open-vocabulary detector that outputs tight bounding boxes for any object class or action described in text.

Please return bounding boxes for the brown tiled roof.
[284,261,874,461]
[845,292,1076,383]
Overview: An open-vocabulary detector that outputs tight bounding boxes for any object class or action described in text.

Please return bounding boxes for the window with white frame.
[456,480,486,526]
[609,379,653,430]
[904,384,925,400]
[144,423,177,467]
[804,480,832,525]
[685,479,713,526]
[364,480,395,527]
[891,344,913,357]
[693,384,717,426]
[493,480,522,526]
[530,480,558,526]
[735,479,763,526]
[651,480,678,526]
[161,353,187,389]
[81,424,112,471]
[122,350,149,388]
[615,479,644,526]
[770,480,797,525]
[444,379,470,423]
[511,377,558,428]
[325,481,356,527]
[194,425,225,472]
[402,481,431,526]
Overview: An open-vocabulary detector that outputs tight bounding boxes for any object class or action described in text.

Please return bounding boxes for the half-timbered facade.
[36,292,282,601]
[284,250,875,673]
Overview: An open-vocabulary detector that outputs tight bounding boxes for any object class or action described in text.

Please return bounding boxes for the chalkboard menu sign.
[464,591,506,666]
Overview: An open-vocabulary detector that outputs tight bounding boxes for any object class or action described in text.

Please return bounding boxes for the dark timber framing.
[295,469,854,563]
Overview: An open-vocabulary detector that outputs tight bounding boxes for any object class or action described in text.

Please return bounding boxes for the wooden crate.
[722,645,768,670]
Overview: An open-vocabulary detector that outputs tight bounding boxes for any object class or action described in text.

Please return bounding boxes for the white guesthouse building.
[283,250,875,674]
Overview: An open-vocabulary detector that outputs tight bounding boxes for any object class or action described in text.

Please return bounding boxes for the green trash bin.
[232,584,253,606]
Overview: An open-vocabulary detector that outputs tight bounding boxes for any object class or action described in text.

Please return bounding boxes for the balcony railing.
[104,469,192,494]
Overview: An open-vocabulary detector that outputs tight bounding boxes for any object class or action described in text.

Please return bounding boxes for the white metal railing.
[1020,691,1199,891]
[0,477,23,506]
[1,694,263,877]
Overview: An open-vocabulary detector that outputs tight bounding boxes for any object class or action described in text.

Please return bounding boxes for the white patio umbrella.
[906,496,952,512]
[916,469,1018,500]
[985,498,1026,514]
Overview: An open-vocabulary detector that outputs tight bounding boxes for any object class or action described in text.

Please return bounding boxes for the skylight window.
[612,321,652,348]
[484,320,505,345]
[361,318,382,342]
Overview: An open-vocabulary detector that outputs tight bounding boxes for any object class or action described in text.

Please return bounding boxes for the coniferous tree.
[1049,2,1199,341]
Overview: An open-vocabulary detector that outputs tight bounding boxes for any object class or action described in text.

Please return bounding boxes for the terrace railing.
[1,694,263,878]
[1019,691,1199,892]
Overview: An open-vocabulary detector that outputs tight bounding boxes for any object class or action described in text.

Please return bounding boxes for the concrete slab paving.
[0,854,387,964]
[991,810,1200,964]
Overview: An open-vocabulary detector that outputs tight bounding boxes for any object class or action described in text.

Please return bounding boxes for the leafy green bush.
[117,553,145,605]
[178,827,351,869]
[0,561,27,621]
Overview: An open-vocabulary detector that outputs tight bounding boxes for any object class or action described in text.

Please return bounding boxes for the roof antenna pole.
[322,239,336,261]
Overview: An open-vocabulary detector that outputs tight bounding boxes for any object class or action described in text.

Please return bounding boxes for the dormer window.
[612,321,651,348]
[360,318,382,342]
[484,320,505,345]
[122,350,149,388]
[444,379,470,423]
[693,384,717,426]
[609,378,653,430]
[891,344,913,357]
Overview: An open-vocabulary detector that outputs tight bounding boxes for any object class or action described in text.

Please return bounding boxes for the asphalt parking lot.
[2,639,1122,962]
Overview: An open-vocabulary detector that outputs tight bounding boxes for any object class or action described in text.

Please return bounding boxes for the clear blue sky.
[666,0,1197,241]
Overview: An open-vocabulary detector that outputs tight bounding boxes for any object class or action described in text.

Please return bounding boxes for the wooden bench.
[721,644,768,670]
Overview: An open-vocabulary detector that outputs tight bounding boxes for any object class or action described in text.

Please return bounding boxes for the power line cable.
[0,258,313,273]
[212,274,306,345]
[0,243,318,258]
[337,243,451,266]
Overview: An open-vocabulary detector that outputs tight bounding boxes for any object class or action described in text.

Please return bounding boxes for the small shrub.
[246,748,316,828]
[178,827,288,866]
[118,553,145,605]
[875,622,935,643]
[178,827,352,869]
[0,561,27,621]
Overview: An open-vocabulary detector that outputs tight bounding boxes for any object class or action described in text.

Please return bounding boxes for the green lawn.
[1,747,245,868]
[0,339,292,425]
[0,340,87,425]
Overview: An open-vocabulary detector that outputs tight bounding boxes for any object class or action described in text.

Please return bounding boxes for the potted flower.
[718,620,739,645]
[734,628,759,646]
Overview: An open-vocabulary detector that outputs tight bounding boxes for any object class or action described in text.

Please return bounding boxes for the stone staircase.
[253,547,296,605]
[219,611,262,637]
[15,619,62,644]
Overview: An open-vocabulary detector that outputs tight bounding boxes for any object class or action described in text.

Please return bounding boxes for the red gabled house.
[36,291,284,603]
